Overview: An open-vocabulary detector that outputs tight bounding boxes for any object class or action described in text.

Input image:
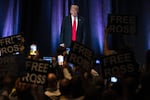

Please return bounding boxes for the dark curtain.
[0,0,111,57]
[0,0,22,37]
[1,0,150,64]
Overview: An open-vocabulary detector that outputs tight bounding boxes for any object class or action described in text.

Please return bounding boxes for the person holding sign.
[60,4,86,48]
[103,28,117,56]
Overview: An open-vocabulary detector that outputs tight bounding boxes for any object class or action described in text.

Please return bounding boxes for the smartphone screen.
[111,77,118,83]
[30,44,37,55]
[57,55,64,65]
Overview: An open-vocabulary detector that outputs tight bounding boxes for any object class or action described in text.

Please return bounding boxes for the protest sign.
[0,33,25,56]
[68,42,94,68]
[0,54,25,78]
[21,59,50,85]
[107,14,137,34]
[101,52,139,78]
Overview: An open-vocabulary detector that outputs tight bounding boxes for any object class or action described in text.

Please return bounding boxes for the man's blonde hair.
[71,5,79,12]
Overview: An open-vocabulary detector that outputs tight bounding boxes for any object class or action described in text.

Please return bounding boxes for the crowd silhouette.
[0,29,150,100]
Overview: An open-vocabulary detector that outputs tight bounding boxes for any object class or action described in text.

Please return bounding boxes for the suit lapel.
[69,16,72,32]
[77,16,81,36]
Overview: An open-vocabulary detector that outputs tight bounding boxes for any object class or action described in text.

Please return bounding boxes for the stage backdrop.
[0,0,150,64]
[0,0,111,57]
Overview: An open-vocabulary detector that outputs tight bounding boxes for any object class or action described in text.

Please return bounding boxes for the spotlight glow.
[2,0,20,37]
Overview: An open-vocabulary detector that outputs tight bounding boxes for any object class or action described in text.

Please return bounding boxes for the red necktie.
[72,17,76,41]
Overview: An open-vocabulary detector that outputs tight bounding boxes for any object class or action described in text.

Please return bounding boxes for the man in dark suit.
[60,4,86,48]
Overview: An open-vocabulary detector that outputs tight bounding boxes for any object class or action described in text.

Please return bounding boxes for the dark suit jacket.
[60,15,86,47]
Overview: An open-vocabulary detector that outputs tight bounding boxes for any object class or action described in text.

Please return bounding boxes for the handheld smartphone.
[96,59,100,64]
[57,55,64,65]
[30,44,37,55]
[111,77,118,83]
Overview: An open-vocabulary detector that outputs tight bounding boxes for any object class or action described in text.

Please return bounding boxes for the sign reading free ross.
[0,55,24,78]
[107,14,137,34]
[68,41,94,68]
[21,59,50,85]
[101,52,139,78]
[0,33,24,56]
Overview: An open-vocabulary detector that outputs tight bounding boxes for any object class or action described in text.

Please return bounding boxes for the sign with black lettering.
[0,33,25,56]
[101,52,139,78]
[68,42,94,69]
[21,59,50,85]
[0,54,25,78]
[107,14,137,34]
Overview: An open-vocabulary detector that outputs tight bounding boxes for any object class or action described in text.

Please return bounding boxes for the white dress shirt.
[71,15,78,30]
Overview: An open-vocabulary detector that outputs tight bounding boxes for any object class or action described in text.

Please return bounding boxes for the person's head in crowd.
[70,4,79,17]
[83,76,105,100]
[101,89,119,100]
[1,75,15,98]
[71,75,84,98]
[14,78,35,100]
[84,81,101,100]
[15,78,31,92]
[47,73,57,91]
[44,73,61,100]
[59,78,72,98]
[2,73,16,92]
[3,74,13,86]
[93,76,105,89]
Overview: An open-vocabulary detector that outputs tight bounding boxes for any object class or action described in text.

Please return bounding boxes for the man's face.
[70,5,79,17]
